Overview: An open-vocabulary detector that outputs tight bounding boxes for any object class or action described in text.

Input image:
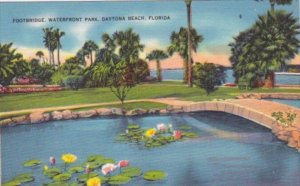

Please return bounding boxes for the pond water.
[268,99,300,109]
[150,69,300,85]
[2,112,300,185]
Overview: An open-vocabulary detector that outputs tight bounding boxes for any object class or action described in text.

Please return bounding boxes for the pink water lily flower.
[157,123,166,132]
[173,130,182,140]
[49,156,56,166]
[118,160,129,168]
[101,163,118,175]
[86,164,91,174]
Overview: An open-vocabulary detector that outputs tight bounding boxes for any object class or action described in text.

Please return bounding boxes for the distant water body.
[150,69,300,85]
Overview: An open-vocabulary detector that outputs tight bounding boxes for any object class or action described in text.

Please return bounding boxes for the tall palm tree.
[168,27,203,84]
[146,50,168,82]
[35,51,44,63]
[53,28,65,66]
[42,27,56,66]
[185,0,193,87]
[82,40,98,66]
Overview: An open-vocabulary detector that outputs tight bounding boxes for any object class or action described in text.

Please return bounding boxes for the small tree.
[193,63,225,95]
[92,60,135,107]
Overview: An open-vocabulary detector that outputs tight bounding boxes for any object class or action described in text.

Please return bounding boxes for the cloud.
[69,22,94,47]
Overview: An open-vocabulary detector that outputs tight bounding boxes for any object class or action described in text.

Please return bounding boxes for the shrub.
[193,63,225,95]
[271,110,297,127]
[62,75,84,90]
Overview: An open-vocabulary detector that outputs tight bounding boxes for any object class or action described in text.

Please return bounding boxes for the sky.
[0,0,299,68]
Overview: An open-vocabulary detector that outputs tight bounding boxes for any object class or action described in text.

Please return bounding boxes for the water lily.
[157,123,166,132]
[145,128,156,138]
[86,164,91,174]
[118,160,129,168]
[87,176,101,186]
[173,130,182,140]
[61,153,77,164]
[101,163,117,176]
[49,156,56,166]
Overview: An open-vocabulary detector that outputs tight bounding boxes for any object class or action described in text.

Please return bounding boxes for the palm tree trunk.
[52,51,55,67]
[90,52,93,66]
[183,59,188,84]
[48,50,51,65]
[270,0,275,11]
[156,60,162,82]
[186,0,193,87]
[264,72,275,88]
[57,41,61,66]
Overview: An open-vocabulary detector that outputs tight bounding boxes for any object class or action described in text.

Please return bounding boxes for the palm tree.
[185,0,193,87]
[42,27,56,66]
[53,28,65,66]
[112,28,145,64]
[82,40,98,66]
[146,50,168,82]
[0,43,23,85]
[168,27,203,84]
[35,51,44,63]
[255,11,300,88]
[269,0,292,11]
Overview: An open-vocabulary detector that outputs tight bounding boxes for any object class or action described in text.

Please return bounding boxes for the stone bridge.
[163,98,300,151]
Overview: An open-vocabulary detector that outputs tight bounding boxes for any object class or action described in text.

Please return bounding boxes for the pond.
[2,112,300,185]
[268,99,300,109]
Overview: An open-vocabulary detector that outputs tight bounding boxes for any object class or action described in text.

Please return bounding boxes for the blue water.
[2,112,300,185]
[269,99,300,109]
[150,69,300,85]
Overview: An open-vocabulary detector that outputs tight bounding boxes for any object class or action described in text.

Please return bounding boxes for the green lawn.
[0,82,299,112]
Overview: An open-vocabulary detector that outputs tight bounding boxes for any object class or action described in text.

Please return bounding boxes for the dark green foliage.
[0,43,24,85]
[229,10,300,88]
[193,63,225,95]
[92,29,145,105]
[62,75,84,90]
[30,59,55,85]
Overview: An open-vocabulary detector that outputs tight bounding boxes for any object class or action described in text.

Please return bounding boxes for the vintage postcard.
[1,0,300,185]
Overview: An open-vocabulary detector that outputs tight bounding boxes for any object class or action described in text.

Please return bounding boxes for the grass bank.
[0,81,299,113]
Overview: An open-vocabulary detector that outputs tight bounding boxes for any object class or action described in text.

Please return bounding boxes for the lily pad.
[182,132,199,138]
[98,175,109,184]
[53,173,72,182]
[68,166,84,173]
[143,170,167,181]
[2,180,21,186]
[178,125,192,131]
[12,173,34,183]
[127,124,140,129]
[23,159,42,167]
[120,167,142,177]
[108,175,131,185]
[44,168,62,178]
[100,158,115,164]
[87,154,105,162]
[44,182,69,186]
[77,172,98,182]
